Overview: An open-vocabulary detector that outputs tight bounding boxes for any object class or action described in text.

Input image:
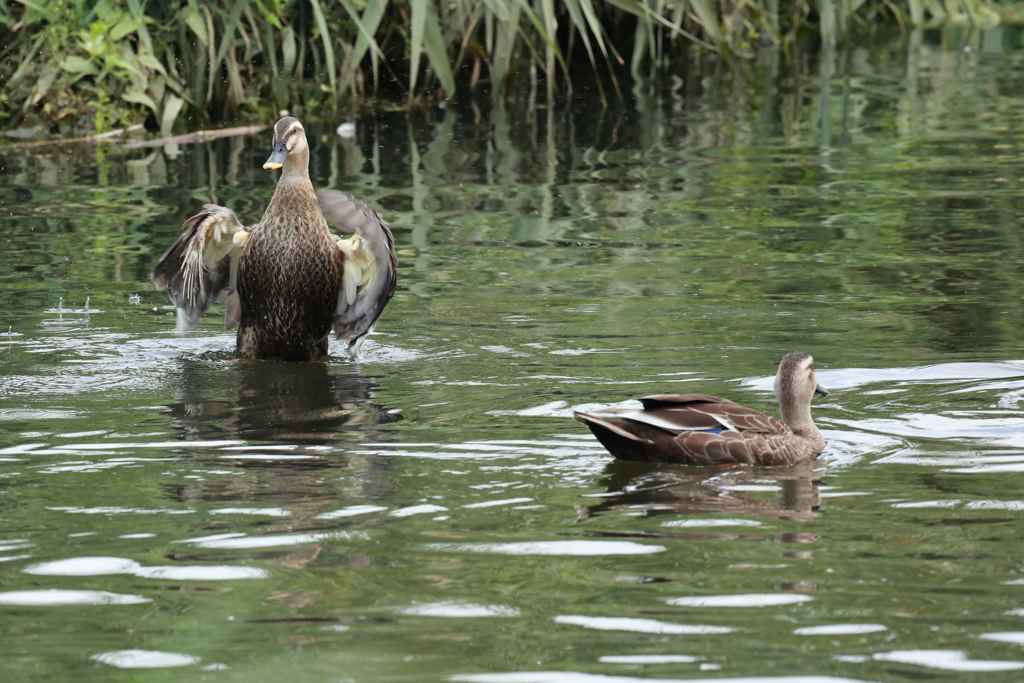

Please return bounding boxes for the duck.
[573,352,828,466]
[151,117,397,362]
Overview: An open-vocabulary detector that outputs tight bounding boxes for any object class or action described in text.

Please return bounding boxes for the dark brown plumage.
[574,352,828,466]
[151,117,397,362]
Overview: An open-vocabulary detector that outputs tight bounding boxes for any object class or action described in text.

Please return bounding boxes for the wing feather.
[638,393,788,435]
[317,190,397,358]
[151,204,250,331]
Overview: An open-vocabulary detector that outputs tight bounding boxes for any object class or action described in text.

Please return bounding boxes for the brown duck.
[151,117,397,362]
[574,352,828,466]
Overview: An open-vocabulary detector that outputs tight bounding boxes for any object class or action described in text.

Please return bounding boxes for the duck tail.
[574,412,654,461]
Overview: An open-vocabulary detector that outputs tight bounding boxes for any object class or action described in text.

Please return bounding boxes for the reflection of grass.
[0,0,1013,132]
[2,30,1022,355]
[0,182,175,319]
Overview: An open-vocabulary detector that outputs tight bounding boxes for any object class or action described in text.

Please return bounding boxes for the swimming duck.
[151,117,396,362]
[574,352,828,466]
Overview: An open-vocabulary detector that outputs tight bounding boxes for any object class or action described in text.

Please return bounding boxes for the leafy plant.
[0,0,1014,134]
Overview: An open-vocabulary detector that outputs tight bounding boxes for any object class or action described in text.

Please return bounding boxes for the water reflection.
[578,459,823,524]
[7,27,1024,683]
[164,360,401,444]
[4,28,1024,358]
[158,361,403,567]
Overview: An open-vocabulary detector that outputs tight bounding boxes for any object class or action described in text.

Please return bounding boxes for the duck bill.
[815,384,829,397]
[263,142,289,170]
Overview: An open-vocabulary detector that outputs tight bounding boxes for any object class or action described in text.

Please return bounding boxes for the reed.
[0,0,1011,133]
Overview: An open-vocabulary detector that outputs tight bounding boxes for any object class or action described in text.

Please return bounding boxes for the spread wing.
[151,204,251,331]
[317,190,397,358]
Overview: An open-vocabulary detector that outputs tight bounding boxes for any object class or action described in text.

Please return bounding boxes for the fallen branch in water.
[1,124,269,150]
[122,125,269,148]
[2,124,146,148]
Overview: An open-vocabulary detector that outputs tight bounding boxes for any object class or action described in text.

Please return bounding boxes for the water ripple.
[397,601,521,617]
[667,594,813,608]
[0,589,150,606]
[429,541,665,556]
[553,615,732,635]
[91,649,200,668]
[870,650,1024,672]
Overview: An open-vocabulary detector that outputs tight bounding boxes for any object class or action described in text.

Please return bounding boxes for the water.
[4,28,1024,682]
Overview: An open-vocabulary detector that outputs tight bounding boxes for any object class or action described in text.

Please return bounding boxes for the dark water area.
[4,28,1024,682]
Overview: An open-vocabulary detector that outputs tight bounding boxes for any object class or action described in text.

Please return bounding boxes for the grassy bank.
[0,0,1015,135]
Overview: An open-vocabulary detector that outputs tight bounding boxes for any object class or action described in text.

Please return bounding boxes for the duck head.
[263,117,309,171]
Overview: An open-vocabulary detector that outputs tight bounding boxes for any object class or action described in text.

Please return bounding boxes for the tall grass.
[0,0,1011,135]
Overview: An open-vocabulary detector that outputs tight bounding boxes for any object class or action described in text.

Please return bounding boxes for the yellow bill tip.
[263,162,283,170]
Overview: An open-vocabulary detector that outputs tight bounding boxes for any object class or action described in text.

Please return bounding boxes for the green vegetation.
[0,0,1015,134]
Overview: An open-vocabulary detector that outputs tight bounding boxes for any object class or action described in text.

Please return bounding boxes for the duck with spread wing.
[574,352,829,466]
[151,117,397,362]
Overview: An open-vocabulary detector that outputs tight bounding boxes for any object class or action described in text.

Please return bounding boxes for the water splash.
[44,298,65,314]
[43,297,103,316]
[75,297,103,314]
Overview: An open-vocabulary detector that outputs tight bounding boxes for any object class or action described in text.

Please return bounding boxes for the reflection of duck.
[151,117,397,362]
[574,352,828,466]
[166,361,400,444]
[578,458,822,524]
[164,361,400,569]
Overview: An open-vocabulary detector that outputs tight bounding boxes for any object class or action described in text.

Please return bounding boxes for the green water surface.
[3,29,1024,683]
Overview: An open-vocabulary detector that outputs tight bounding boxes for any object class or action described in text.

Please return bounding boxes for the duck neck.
[779,398,817,436]
[263,147,317,224]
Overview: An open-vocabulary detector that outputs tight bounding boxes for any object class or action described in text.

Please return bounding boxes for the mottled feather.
[151,118,396,361]
[318,190,398,358]
[150,205,249,331]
